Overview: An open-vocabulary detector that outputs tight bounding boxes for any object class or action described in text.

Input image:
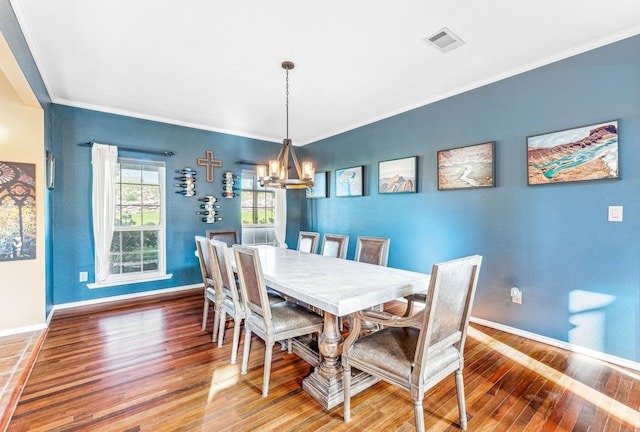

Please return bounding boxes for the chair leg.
[455,369,468,430]
[230,318,242,364]
[413,398,425,432]
[217,310,227,347]
[262,344,274,397]
[287,338,293,354]
[343,365,351,423]
[241,329,252,375]
[211,303,219,343]
[201,298,209,330]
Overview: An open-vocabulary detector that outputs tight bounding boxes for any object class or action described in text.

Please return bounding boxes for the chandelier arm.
[276,145,285,163]
[282,142,290,174]
[289,145,304,180]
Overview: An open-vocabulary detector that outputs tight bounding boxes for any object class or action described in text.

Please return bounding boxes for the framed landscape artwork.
[437,142,495,190]
[527,120,619,185]
[335,166,363,197]
[306,171,328,198]
[378,156,417,194]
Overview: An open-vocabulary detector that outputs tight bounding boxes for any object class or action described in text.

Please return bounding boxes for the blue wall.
[301,35,640,362]
[3,0,639,363]
[49,105,300,304]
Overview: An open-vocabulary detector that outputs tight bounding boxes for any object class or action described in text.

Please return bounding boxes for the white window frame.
[240,170,277,246]
[88,158,171,288]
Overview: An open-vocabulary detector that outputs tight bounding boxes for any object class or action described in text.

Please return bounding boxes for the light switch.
[608,206,623,222]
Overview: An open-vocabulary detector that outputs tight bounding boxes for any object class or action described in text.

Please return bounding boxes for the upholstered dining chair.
[353,236,391,324]
[233,245,324,397]
[209,239,284,363]
[342,255,482,431]
[206,229,239,247]
[297,231,320,254]
[320,233,349,259]
[195,236,221,343]
[354,236,390,266]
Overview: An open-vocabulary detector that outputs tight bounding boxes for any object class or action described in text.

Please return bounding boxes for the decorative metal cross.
[197,150,222,182]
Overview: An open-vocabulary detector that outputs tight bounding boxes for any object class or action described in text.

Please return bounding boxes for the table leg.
[300,312,379,410]
[317,312,342,375]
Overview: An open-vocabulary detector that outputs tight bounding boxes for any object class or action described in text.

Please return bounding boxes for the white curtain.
[274,188,287,248]
[92,143,118,282]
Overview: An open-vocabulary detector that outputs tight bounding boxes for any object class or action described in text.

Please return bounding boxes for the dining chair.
[352,236,391,327]
[210,239,285,363]
[297,231,320,254]
[342,255,483,431]
[206,229,239,247]
[195,236,221,343]
[354,236,390,266]
[320,233,349,259]
[233,245,324,397]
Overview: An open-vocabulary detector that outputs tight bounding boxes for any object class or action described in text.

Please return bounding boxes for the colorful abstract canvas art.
[0,161,36,261]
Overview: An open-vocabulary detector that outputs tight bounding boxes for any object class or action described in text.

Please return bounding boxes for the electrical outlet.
[510,287,522,304]
[79,271,88,282]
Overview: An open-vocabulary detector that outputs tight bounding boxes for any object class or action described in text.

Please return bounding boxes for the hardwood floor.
[7,291,640,431]
[0,329,46,432]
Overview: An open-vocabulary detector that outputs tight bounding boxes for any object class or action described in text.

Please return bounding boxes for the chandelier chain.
[285,68,289,140]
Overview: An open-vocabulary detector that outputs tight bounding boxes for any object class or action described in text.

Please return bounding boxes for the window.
[90,158,169,287]
[240,170,277,245]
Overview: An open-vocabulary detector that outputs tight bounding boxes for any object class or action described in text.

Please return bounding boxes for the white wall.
[0,30,45,332]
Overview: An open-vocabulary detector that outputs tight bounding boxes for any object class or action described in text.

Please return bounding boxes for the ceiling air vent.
[424,27,465,53]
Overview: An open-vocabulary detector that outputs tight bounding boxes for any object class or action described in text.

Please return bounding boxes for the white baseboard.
[0,323,48,338]
[470,316,640,372]
[51,283,203,315]
[4,284,202,341]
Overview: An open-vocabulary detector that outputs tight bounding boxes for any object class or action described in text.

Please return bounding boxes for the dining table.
[233,245,430,410]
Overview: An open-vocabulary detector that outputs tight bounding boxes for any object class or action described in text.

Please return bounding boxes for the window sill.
[87,273,173,289]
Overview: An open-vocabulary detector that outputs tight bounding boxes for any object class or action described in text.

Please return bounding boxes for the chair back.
[233,245,273,327]
[320,234,349,259]
[354,236,390,266]
[210,239,242,307]
[207,229,239,247]
[412,255,482,385]
[195,235,214,283]
[297,231,320,254]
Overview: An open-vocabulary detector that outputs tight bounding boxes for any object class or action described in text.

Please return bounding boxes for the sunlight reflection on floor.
[99,309,166,360]
[468,327,640,428]
[208,363,240,402]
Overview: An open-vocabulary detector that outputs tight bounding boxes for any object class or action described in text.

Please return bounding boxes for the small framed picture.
[306,172,328,198]
[335,166,363,197]
[527,120,619,185]
[437,142,495,190]
[378,156,417,194]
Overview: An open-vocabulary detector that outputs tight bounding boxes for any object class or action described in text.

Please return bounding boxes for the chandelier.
[257,61,314,189]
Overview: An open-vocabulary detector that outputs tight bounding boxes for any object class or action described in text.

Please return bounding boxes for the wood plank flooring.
[0,329,47,432]
[7,291,640,431]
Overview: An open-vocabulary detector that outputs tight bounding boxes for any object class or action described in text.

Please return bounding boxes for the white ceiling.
[10,0,640,145]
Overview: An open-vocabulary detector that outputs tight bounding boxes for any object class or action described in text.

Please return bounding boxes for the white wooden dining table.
[232,244,430,409]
